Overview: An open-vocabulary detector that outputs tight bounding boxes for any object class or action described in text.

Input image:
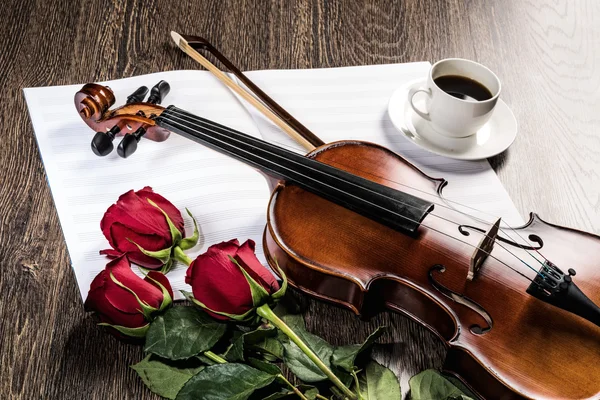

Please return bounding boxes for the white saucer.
[388,78,517,160]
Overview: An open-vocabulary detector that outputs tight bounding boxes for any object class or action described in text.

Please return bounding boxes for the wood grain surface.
[1,0,598,399]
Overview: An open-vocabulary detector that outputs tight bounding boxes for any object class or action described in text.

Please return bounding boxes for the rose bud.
[100,186,198,270]
[84,255,173,338]
[184,239,286,321]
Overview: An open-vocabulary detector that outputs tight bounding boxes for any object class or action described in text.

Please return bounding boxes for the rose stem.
[276,375,309,400]
[173,246,193,266]
[256,304,357,400]
[203,351,227,364]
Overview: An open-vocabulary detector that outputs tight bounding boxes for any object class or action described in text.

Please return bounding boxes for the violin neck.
[156,105,433,235]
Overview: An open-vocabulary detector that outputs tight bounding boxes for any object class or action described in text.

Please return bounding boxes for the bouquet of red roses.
[85,187,473,400]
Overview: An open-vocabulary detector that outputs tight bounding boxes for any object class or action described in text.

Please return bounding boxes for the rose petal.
[185,239,240,285]
[85,275,146,328]
[145,271,174,300]
[125,252,164,270]
[109,223,169,268]
[234,240,279,293]
[207,239,241,254]
[188,241,253,319]
[100,190,173,246]
[103,256,164,314]
[99,249,122,259]
[109,223,170,253]
[137,187,185,234]
[88,270,107,293]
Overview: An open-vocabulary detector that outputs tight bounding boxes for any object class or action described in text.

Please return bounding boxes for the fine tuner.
[82,80,171,158]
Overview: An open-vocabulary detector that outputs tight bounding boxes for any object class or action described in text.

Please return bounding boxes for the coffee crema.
[433,75,493,102]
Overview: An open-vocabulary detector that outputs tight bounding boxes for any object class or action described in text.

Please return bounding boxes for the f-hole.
[458,225,543,251]
[428,264,493,335]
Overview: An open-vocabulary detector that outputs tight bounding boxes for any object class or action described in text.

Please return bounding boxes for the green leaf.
[443,373,477,399]
[145,306,227,360]
[409,370,473,400]
[260,392,292,400]
[176,363,277,400]
[247,357,282,376]
[355,361,401,400]
[260,392,290,400]
[279,315,335,383]
[131,355,204,399]
[179,209,200,250]
[331,327,386,373]
[280,314,305,331]
[251,336,284,360]
[98,322,149,338]
[225,326,278,362]
[147,198,182,246]
[259,386,318,400]
[305,387,319,399]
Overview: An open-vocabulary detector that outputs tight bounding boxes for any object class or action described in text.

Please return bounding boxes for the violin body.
[264,140,600,400]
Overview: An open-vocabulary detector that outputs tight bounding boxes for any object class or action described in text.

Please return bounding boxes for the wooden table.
[1,0,599,398]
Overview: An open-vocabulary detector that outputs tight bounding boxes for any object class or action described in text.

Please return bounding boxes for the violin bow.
[170,31,325,151]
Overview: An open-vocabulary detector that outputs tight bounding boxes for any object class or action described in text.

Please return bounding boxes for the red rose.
[100,187,188,269]
[185,239,280,320]
[84,255,173,338]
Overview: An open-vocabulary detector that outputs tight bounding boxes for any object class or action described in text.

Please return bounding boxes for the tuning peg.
[126,86,149,103]
[91,125,120,156]
[147,80,170,104]
[117,127,146,158]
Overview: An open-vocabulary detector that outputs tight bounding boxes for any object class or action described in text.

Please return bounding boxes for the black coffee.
[433,75,493,101]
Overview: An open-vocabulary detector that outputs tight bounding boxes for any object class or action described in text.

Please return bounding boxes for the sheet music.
[25,70,271,300]
[240,63,524,226]
[25,64,523,303]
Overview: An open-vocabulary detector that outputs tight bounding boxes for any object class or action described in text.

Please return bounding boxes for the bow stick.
[170,31,322,151]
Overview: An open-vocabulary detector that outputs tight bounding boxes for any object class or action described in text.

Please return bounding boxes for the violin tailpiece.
[527,262,600,327]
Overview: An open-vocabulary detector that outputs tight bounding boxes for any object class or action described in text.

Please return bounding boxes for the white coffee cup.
[408,58,501,138]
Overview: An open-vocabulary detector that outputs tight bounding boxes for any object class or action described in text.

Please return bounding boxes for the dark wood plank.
[1,0,598,398]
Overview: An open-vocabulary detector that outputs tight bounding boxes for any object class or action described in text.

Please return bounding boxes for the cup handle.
[408,87,431,121]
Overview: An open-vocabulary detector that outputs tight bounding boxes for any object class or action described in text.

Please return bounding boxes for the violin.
[74,44,600,400]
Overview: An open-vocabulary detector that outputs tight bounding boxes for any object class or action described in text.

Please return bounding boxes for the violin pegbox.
[74,81,172,158]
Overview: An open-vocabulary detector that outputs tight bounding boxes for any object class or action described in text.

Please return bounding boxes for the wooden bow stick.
[170,31,316,151]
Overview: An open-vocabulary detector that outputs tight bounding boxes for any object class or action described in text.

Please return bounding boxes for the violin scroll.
[74,81,172,157]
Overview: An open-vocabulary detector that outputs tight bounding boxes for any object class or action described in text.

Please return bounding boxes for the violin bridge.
[468,218,501,281]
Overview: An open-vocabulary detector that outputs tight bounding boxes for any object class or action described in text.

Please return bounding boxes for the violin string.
[159,108,539,284]
[264,137,549,269]
[162,108,544,276]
